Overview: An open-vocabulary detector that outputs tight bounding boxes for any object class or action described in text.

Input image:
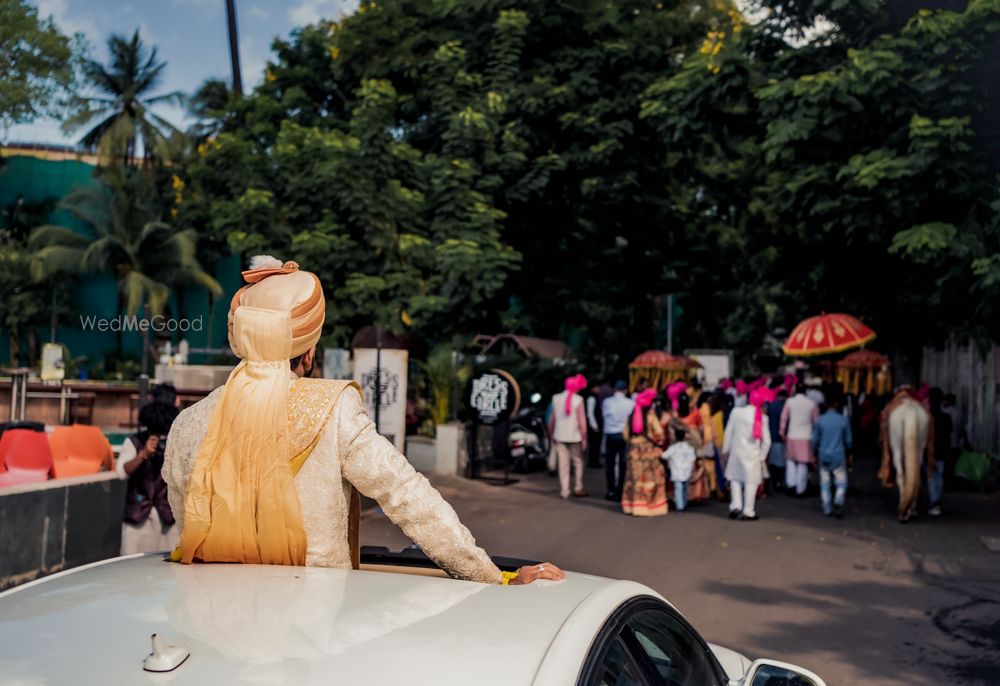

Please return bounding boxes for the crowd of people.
[119,359,966,561]
[547,373,965,522]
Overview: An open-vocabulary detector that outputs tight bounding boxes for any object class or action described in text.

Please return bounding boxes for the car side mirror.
[744,659,827,686]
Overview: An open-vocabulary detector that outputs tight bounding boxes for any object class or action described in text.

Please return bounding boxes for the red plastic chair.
[0,429,52,472]
[49,424,114,479]
[0,467,50,488]
[0,431,14,472]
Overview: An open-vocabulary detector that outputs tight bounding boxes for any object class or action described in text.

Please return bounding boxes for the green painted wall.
[0,154,240,375]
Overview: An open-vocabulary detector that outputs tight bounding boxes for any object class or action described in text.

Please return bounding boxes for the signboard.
[40,343,64,381]
[353,348,408,453]
[684,349,733,389]
[466,369,520,426]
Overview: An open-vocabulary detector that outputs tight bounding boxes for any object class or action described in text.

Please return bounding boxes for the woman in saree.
[666,392,706,500]
[685,394,720,502]
[652,386,707,504]
[621,388,668,516]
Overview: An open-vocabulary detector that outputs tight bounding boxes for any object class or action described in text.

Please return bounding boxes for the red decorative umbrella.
[628,351,702,392]
[782,313,876,357]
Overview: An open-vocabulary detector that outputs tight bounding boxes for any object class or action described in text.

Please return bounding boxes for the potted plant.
[419,344,469,475]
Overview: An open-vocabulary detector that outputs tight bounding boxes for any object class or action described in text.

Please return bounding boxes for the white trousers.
[729,471,762,517]
[555,441,585,498]
[785,461,809,495]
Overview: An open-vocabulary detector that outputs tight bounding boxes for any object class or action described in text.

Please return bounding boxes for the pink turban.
[750,387,775,441]
[720,379,733,391]
[632,388,658,435]
[736,380,748,396]
[564,374,588,416]
[667,381,687,411]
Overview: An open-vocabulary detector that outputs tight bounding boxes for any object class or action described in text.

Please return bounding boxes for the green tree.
[181,0,1000,371]
[419,343,468,425]
[641,0,1000,365]
[0,245,76,366]
[315,0,732,363]
[187,77,239,142]
[180,0,729,361]
[0,244,47,365]
[178,8,540,344]
[0,0,73,130]
[29,167,222,324]
[63,30,182,164]
[0,197,72,366]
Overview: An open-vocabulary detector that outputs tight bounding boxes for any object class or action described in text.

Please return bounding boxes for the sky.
[8,0,358,146]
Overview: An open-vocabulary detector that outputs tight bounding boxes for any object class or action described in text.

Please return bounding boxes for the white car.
[0,548,826,686]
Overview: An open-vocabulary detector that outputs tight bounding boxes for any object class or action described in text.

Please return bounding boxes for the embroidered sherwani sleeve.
[163,434,186,535]
[337,390,502,584]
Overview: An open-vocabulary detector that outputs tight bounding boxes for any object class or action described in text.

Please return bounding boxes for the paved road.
[360,455,1000,685]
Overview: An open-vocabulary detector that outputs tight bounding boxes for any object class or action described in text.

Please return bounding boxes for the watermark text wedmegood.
[79,315,203,333]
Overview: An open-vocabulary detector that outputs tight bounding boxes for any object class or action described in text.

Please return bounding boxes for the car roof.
[0,554,644,685]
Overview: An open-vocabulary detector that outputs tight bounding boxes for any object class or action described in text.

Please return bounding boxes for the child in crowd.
[811,395,853,519]
[663,428,696,512]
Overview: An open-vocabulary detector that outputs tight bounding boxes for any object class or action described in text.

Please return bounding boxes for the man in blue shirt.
[812,394,853,518]
[601,380,635,501]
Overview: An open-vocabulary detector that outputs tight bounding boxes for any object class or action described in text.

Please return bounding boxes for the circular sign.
[465,368,521,425]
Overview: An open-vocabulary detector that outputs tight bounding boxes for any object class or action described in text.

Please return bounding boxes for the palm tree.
[63,30,183,164]
[188,77,238,142]
[28,168,222,353]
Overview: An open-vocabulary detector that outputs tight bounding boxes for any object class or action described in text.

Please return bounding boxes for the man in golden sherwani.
[165,256,561,585]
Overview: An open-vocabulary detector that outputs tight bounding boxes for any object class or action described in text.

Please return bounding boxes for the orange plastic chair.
[49,424,115,479]
[0,429,53,479]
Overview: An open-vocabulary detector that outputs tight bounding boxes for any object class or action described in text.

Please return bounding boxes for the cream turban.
[180,256,326,566]
[227,256,325,359]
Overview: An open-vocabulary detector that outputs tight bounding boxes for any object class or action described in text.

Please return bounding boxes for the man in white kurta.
[780,387,819,496]
[548,374,589,499]
[722,402,772,520]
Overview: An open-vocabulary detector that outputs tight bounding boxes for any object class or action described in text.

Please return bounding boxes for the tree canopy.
[179,0,732,358]
[0,0,73,130]
[641,0,1000,362]
[179,0,1000,371]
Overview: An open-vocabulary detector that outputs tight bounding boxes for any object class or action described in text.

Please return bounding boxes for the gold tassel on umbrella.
[836,350,892,397]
